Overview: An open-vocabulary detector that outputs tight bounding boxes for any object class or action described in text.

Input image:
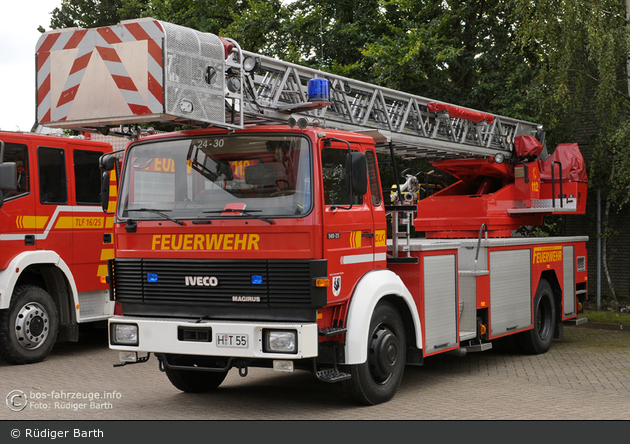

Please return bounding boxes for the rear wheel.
[0,285,59,365]
[518,279,556,354]
[343,301,406,405]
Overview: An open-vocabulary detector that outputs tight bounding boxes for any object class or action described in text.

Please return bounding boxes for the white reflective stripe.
[0,206,103,241]
[340,253,387,265]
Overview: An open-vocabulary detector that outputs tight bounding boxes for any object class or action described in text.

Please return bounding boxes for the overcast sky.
[0,0,62,132]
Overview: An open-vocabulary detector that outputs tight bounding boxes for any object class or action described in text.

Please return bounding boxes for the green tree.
[47,0,123,29]
[515,0,630,305]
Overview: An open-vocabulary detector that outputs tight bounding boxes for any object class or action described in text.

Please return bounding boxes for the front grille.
[110,259,326,309]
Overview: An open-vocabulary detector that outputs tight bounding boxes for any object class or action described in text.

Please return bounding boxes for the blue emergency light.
[308,78,330,102]
[147,273,158,283]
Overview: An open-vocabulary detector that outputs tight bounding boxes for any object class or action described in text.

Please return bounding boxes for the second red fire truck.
[0,131,116,365]
[36,18,588,404]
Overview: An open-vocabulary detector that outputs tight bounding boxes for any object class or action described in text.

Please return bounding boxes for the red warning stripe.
[95,46,122,63]
[37,75,51,107]
[69,52,93,75]
[128,104,152,115]
[56,84,80,107]
[37,51,50,71]
[97,27,122,45]
[64,29,88,50]
[148,72,163,102]
[112,75,139,91]
[124,22,163,68]
[37,33,61,53]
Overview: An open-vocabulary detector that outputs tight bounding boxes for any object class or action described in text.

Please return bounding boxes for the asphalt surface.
[1,323,629,421]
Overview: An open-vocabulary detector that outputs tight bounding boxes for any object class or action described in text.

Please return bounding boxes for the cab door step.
[316,368,351,383]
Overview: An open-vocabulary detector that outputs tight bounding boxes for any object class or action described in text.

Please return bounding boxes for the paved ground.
[1,324,629,421]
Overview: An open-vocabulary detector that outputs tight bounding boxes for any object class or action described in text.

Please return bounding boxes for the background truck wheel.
[164,356,228,393]
[343,301,406,405]
[518,279,556,354]
[0,285,59,365]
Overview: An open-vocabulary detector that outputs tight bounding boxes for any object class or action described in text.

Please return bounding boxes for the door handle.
[362,232,375,238]
[25,235,35,246]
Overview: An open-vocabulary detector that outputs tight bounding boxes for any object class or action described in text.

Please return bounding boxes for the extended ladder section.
[240,51,541,161]
[35,18,541,162]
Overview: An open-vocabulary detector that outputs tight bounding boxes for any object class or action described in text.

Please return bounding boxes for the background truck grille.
[110,259,326,308]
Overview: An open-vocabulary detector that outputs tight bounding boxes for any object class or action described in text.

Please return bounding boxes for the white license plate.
[216,333,248,348]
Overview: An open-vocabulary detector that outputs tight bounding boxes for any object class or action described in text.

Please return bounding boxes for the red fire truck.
[0,131,117,364]
[36,19,588,404]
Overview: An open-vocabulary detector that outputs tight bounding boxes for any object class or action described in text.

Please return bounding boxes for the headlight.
[110,323,139,346]
[264,330,297,354]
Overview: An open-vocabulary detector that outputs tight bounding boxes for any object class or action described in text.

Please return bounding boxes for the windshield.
[118,134,312,221]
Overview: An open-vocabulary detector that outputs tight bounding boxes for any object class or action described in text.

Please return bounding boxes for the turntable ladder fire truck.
[36,18,588,405]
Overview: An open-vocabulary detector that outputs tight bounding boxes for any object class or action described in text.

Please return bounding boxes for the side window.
[38,147,68,204]
[2,142,29,199]
[321,148,362,206]
[74,150,104,205]
[365,150,381,206]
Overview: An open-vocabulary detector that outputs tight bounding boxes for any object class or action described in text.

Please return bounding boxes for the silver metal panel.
[563,246,576,316]
[423,255,458,352]
[458,274,477,341]
[78,290,112,322]
[489,249,532,335]
[162,21,227,126]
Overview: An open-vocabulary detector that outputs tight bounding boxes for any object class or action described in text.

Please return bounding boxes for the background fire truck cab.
[0,131,117,365]
[36,19,588,405]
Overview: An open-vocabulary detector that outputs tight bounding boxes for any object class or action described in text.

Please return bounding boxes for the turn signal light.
[578,302,583,311]
[316,278,330,287]
[479,324,487,335]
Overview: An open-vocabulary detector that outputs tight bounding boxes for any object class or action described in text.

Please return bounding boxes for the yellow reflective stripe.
[16,215,49,229]
[54,216,73,229]
[54,216,105,229]
[97,264,108,277]
[100,249,114,261]
[105,217,114,228]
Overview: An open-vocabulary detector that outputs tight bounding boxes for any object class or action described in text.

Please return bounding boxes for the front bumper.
[108,316,319,359]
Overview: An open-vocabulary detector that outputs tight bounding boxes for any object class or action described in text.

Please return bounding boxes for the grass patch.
[578,310,630,326]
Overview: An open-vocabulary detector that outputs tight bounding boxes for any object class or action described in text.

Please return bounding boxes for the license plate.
[216,333,248,348]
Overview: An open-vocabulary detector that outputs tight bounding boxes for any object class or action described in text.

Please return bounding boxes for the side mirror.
[100,154,116,171]
[100,171,111,212]
[347,152,367,196]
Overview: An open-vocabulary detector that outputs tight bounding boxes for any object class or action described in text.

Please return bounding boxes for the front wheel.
[0,285,59,365]
[518,279,556,354]
[343,301,406,405]
[163,356,228,393]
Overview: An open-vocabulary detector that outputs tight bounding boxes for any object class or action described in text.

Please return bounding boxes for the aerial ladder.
[36,17,587,242]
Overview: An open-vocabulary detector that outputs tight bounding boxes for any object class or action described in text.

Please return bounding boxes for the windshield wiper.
[128,208,184,226]
[203,208,275,225]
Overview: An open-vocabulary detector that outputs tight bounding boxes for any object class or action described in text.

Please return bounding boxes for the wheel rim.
[14,302,50,350]
[537,295,552,340]
[368,324,400,384]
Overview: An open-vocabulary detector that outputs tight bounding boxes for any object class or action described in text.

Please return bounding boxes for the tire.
[518,279,556,355]
[343,301,406,405]
[164,356,228,393]
[0,285,59,365]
